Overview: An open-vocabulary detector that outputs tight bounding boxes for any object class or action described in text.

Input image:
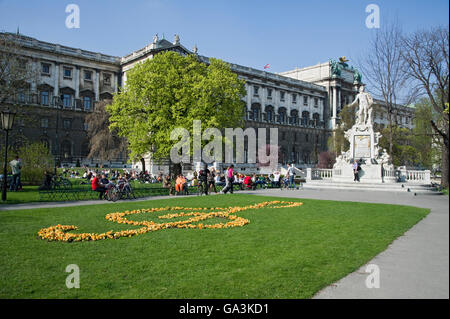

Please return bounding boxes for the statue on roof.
[193,44,198,54]
[330,59,342,77]
[173,34,180,45]
[153,34,158,44]
[353,69,362,83]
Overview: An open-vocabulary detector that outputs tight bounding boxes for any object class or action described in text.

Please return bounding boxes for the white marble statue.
[348,86,374,126]
[153,34,159,44]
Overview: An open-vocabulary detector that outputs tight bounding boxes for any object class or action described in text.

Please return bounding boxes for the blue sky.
[0,0,448,73]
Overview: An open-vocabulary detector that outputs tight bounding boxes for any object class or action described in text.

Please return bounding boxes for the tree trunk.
[441,146,449,188]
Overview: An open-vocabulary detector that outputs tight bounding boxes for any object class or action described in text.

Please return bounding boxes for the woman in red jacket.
[92,173,106,199]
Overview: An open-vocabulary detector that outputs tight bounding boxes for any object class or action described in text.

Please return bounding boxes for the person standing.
[353,160,360,182]
[198,165,209,195]
[208,168,217,193]
[221,165,234,194]
[287,164,296,190]
[9,155,22,191]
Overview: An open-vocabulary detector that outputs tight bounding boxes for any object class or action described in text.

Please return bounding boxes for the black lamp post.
[52,95,64,175]
[1,109,16,201]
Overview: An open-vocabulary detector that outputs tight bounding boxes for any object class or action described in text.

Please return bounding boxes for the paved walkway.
[1,187,448,298]
[240,188,449,299]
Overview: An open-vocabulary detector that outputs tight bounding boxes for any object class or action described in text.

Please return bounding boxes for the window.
[305,134,309,142]
[103,73,111,85]
[40,118,48,128]
[84,70,92,81]
[267,110,272,122]
[41,63,50,74]
[314,98,319,107]
[292,94,297,103]
[253,86,259,96]
[252,108,259,120]
[83,96,91,110]
[63,119,72,129]
[63,94,72,108]
[84,123,89,131]
[280,91,285,101]
[63,67,72,78]
[303,96,308,106]
[18,92,25,103]
[279,108,286,123]
[267,89,272,98]
[40,91,49,105]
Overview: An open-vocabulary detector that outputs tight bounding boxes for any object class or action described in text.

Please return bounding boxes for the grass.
[0,194,429,298]
[0,180,175,204]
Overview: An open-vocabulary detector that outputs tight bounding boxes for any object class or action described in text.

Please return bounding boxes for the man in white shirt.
[272,171,281,188]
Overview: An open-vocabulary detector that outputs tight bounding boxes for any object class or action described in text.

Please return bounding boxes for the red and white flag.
[264,64,270,69]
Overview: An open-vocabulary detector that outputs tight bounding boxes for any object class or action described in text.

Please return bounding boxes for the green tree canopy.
[107,51,246,163]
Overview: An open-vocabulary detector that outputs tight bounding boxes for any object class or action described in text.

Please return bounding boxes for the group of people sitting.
[91,172,131,200]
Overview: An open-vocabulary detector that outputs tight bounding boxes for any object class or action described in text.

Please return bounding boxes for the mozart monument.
[332,86,396,183]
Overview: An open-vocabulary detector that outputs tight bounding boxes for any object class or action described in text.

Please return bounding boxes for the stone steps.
[302,180,441,195]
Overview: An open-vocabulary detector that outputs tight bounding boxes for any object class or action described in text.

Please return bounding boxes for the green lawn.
[0,181,173,204]
[0,194,429,298]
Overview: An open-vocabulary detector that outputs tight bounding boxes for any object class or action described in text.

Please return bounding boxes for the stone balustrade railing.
[306,167,431,184]
[398,169,431,184]
[306,168,333,180]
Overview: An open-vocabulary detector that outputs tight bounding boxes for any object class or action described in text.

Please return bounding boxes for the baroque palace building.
[0,32,415,171]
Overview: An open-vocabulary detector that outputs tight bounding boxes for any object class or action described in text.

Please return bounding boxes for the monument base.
[332,163,396,184]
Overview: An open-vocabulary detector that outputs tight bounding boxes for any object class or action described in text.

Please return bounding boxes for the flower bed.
[38,200,303,242]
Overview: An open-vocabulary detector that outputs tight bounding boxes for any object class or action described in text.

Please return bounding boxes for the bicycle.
[51,175,72,190]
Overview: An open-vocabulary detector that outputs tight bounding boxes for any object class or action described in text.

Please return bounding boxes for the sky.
[0,0,448,74]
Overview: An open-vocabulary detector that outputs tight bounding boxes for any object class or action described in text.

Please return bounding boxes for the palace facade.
[0,32,415,171]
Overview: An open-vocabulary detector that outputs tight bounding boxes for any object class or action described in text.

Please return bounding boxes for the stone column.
[53,63,59,99]
[94,70,100,101]
[74,66,80,99]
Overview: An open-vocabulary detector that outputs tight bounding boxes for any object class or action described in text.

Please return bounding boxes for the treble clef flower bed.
[38,200,303,242]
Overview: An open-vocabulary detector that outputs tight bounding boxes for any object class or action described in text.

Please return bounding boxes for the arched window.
[265,105,274,122]
[290,110,299,124]
[278,107,287,123]
[61,140,72,159]
[302,111,310,126]
[313,113,320,126]
[251,103,261,121]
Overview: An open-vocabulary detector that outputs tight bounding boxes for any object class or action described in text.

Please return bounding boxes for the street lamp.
[52,95,64,175]
[1,109,16,201]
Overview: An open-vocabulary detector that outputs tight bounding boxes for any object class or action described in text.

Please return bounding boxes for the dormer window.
[41,63,50,75]
[103,73,111,86]
[63,67,72,79]
[84,70,92,81]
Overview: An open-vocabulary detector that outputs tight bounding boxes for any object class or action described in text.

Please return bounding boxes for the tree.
[317,151,336,169]
[85,100,128,162]
[107,51,246,168]
[359,20,410,158]
[0,141,53,184]
[0,32,35,106]
[327,103,357,155]
[0,32,38,147]
[400,26,449,187]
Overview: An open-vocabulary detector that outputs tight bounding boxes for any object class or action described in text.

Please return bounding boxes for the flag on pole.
[264,64,270,69]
